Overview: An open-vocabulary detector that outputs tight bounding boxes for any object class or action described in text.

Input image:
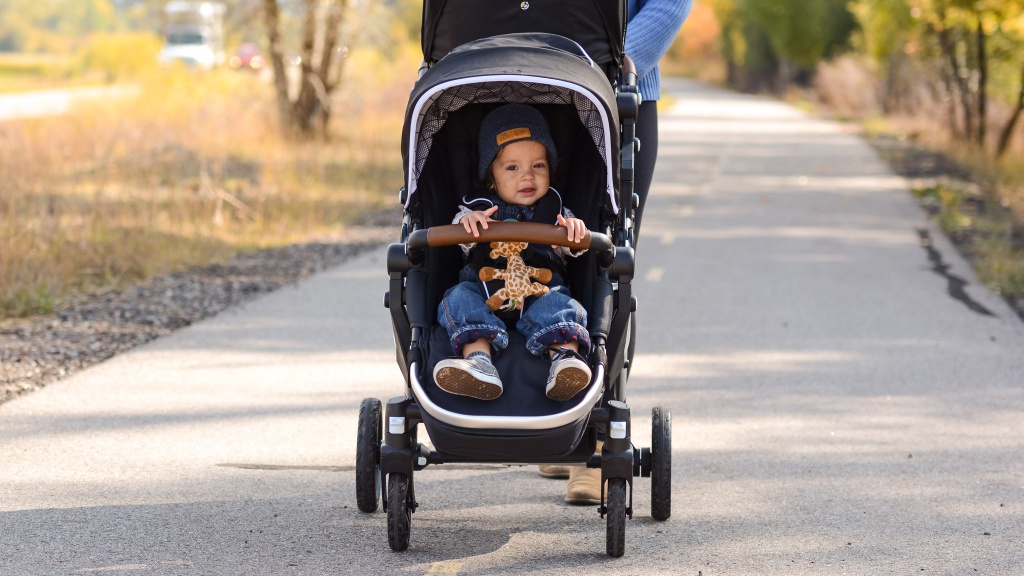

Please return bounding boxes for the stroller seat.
[420,324,606,420]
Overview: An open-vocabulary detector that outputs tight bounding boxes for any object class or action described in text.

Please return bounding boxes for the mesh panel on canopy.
[412,81,609,190]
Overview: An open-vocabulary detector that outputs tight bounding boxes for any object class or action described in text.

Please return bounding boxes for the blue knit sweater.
[625,0,693,101]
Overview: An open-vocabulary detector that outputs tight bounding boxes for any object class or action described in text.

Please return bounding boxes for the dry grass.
[0,53,79,92]
[1,50,416,319]
[884,111,1024,229]
[912,181,1024,299]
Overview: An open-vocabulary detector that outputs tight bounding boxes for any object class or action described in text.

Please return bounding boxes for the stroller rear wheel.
[356,397,383,513]
[605,478,627,557]
[651,406,672,521]
[387,473,412,551]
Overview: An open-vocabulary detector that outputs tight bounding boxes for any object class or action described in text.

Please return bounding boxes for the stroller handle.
[409,222,614,253]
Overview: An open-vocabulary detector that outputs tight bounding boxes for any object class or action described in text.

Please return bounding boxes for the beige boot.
[538,465,571,479]
[564,441,603,505]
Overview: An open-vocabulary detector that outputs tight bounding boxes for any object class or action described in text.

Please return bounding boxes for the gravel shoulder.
[0,209,401,405]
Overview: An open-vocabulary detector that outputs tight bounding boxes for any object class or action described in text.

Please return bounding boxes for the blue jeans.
[438,279,590,358]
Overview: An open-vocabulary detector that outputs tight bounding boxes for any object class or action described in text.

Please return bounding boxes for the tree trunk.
[976,13,987,148]
[996,63,1024,158]
[262,0,349,139]
[882,55,901,114]
[262,0,292,134]
[776,58,794,93]
[321,0,347,94]
[292,0,319,135]
[313,0,348,134]
[936,51,962,140]
[937,25,974,142]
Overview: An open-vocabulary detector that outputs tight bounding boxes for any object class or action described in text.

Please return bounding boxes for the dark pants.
[626,100,659,378]
[633,100,659,248]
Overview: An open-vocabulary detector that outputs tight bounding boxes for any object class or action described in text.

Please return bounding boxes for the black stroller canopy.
[420,0,626,69]
[402,33,621,215]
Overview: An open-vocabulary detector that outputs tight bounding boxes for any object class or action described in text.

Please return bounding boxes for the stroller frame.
[356,32,671,558]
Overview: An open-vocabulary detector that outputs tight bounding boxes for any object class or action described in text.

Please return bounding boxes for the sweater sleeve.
[453,205,475,255]
[556,206,587,259]
[624,0,693,82]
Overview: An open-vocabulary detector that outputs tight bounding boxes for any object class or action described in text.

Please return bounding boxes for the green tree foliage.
[851,0,1024,155]
[745,0,854,67]
[849,0,914,61]
[707,0,856,92]
[709,0,1024,155]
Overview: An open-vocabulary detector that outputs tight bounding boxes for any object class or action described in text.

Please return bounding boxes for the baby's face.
[490,140,550,207]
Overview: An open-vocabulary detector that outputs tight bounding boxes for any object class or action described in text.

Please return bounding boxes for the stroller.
[356,0,671,558]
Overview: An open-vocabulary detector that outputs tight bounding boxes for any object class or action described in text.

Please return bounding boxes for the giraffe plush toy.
[479,241,553,311]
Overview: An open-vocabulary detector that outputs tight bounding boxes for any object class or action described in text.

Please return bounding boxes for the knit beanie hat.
[478,104,558,180]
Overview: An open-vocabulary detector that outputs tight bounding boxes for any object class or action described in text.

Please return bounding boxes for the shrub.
[74,32,162,81]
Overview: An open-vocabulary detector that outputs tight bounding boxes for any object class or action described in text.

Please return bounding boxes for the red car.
[229,43,263,70]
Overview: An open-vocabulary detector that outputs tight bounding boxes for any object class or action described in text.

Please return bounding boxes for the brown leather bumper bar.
[408,222,613,253]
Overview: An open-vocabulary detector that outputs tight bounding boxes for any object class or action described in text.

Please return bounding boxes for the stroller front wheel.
[387,473,412,551]
[605,478,627,557]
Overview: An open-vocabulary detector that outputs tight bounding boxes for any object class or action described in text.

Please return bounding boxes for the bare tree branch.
[321,0,347,93]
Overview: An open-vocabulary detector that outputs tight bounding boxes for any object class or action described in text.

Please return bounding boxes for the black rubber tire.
[355,397,382,513]
[387,473,412,552]
[606,478,627,557]
[651,406,672,521]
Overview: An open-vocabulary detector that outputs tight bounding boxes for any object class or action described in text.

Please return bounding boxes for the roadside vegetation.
[3,0,1022,321]
[0,53,75,91]
[666,0,1024,317]
[0,0,418,319]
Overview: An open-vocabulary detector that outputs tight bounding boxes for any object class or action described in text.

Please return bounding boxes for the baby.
[433,104,592,402]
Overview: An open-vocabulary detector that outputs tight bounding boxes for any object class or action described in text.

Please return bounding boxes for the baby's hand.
[556,213,587,246]
[461,205,498,237]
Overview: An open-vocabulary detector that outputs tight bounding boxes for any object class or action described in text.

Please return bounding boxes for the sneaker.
[433,352,503,400]
[545,348,592,401]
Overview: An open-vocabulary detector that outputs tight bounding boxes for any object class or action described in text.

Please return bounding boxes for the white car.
[158,35,219,70]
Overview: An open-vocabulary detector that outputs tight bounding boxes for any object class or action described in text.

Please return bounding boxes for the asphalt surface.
[2,78,1022,575]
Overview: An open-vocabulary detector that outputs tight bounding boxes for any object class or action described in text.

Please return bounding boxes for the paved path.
[2,78,1022,575]
[0,85,136,121]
